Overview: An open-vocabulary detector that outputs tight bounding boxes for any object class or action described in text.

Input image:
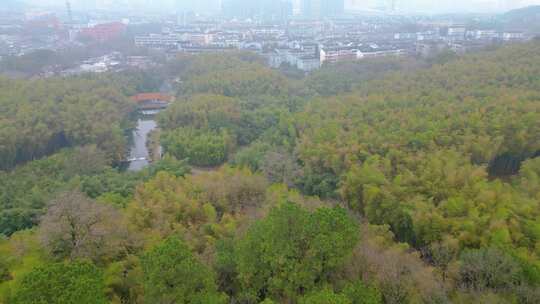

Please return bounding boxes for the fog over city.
[18,0,540,14]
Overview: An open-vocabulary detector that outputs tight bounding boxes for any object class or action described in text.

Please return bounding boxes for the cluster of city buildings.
[133,18,529,72]
[0,9,128,59]
[0,1,533,75]
[220,0,346,21]
[0,10,63,58]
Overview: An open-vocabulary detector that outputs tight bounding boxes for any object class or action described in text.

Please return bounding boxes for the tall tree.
[235,203,359,302]
[39,191,133,263]
[141,237,227,304]
[12,262,107,304]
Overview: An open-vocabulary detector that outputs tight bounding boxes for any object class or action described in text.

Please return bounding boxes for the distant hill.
[501,5,540,33]
[503,5,540,19]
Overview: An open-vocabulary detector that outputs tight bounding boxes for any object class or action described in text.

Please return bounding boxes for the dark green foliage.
[141,237,227,304]
[145,154,191,177]
[363,187,415,244]
[298,167,339,198]
[158,94,241,132]
[0,74,134,170]
[339,161,388,214]
[516,157,540,200]
[12,262,107,304]
[0,49,58,74]
[104,256,144,304]
[231,141,272,171]
[0,255,11,283]
[488,153,524,177]
[81,154,190,208]
[214,239,240,297]
[305,57,423,96]
[235,203,359,302]
[161,127,231,167]
[0,210,35,238]
[0,146,109,235]
[155,55,304,170]
[80,154,190,205]
[177,54,290,97]
[80,168,140,199]
[299,288,352,304]
[342,280,383,304]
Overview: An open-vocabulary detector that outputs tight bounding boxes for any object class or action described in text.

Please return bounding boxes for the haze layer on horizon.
[19,0,540,14]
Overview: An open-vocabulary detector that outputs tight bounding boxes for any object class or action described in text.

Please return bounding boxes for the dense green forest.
[0,42,539,303]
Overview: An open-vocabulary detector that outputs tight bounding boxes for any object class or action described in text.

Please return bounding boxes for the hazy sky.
[346,0,540,13]
[23,0,540,13]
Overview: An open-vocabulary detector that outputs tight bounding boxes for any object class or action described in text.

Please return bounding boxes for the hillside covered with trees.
[0,42,539,303]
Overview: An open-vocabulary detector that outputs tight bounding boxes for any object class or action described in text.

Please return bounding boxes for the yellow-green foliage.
[0,230,46,304]
[127,167,267,255]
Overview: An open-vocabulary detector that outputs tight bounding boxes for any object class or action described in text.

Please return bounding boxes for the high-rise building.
[222,0,293,21]
[65,1,73,22]
[301,0,344,18]
[176,0,221,14]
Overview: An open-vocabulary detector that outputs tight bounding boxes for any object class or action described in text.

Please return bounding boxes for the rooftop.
[130,93,173,103]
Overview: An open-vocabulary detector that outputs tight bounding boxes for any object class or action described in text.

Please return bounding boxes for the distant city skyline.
[301,0,344,18]
[222,0,292,20]
[18,0,540,13]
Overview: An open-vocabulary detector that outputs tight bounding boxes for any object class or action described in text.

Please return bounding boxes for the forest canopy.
[0,43,539,303]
